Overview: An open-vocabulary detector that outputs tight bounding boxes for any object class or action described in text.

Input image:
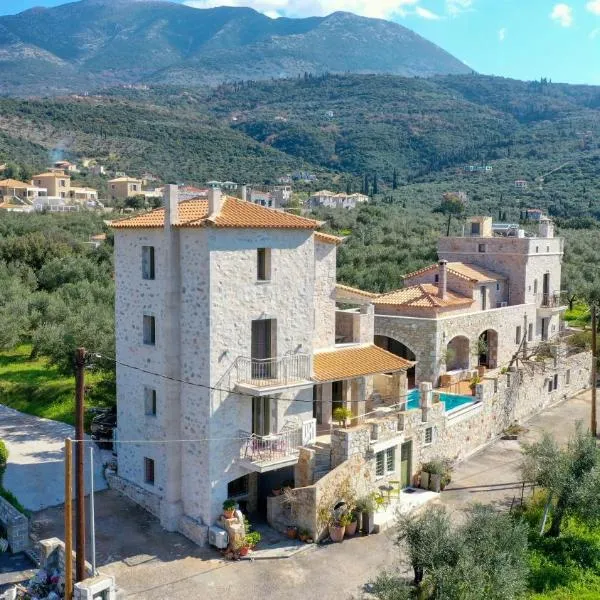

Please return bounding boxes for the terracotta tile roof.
[0,179,29,189]
[335,283,379,299]
[112,197,321,230]
[403,261,504,283]
[313,344,413,382]
[374,284,474,308]
[32,172,70,178]
[314,232,344,245]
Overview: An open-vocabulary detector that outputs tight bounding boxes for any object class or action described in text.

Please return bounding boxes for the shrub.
[0,440,7,487]
[333,406,353,427]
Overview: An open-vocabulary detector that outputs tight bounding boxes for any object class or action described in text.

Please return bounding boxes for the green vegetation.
[0,345,111,426]
[0,438,27,515]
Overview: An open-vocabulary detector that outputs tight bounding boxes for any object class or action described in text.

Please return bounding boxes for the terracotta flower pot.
[329,524,345,542]
[239,546,249,556]
[345,521,358,537]
[223,509,235,519]
[286,526,298,539]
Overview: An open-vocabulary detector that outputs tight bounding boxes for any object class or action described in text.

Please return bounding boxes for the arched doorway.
[374,335,416,388]
[445,336,470,371]
[478,329,498,369]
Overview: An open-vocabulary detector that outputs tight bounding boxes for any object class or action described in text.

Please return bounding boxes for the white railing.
[240,418,316,464]
[235,353,311,387]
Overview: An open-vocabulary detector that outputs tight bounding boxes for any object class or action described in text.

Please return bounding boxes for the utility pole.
[64,437,73,600]
[75,347,86,582]
[592,306,597,437]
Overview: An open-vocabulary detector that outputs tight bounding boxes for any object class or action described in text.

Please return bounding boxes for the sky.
[1,0,600,84]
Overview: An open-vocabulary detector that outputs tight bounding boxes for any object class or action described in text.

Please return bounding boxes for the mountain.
[0,0,471,96]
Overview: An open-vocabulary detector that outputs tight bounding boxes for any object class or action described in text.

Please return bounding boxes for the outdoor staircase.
[307,440,332,483]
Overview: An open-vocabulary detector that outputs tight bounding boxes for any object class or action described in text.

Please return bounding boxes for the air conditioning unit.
[208,526,229,549]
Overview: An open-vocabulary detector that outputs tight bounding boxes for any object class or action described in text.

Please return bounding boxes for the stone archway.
[445,336,470,371]
[374,335,416,388]
[478,329,498,369]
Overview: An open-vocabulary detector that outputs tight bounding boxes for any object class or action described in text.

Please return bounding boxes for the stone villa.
[111,198,590,545]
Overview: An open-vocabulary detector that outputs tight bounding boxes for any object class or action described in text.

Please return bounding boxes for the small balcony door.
[252,397,271,436]
[543,273,550,305]
[541,317,549,341]
[251,318,276,379]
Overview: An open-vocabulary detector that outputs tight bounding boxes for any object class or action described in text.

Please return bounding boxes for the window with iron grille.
[144,457,155,485]
[375,451,385,477]
[386,447,395,472]
[425,427,433,445]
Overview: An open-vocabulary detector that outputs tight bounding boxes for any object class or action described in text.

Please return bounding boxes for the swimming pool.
[406,388,474,413]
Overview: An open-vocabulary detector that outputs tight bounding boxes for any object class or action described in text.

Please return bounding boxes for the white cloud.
[415,6,441,20]
[498,27,506,41]
[183,0,420,19]
[587,0,600,15]
[550,3,573,27]
[446,0,473,16]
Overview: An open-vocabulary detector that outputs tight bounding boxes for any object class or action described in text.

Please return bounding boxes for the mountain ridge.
[0,0,470,96]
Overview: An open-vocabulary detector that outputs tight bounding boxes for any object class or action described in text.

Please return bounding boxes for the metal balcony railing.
[537,291,567,308]
[239,419,317,464]
[235,353,311,388]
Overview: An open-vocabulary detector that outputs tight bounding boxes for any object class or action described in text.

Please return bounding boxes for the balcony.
[537,291,567,316]
[234,353,312,395]
[239,419,317,473]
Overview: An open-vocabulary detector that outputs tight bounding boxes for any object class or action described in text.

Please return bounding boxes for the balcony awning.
[313,344,414,383]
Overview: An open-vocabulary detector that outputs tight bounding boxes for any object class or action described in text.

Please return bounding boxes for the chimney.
[241,185,248,202]
[437,259,448,300]
[539,217,554,239]
[163,184,179,227]
[208,186,223,219]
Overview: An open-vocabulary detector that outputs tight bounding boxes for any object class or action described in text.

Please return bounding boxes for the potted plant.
[423,459,444,492]
[469,375,481,397]
[333,406,353,428]
[343,509,358,537]
[286,525,298,539]
[238,541,250,557]
[298,528,311,542]
[245,531,261,549]
[281,479,294,491]
[356,494,377,534]
[328,518,345,542]
[222,498,237,519]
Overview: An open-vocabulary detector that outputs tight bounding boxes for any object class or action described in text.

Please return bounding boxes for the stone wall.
[403,349,591,476]
[331,426,371,468]
[106,470,161,518]
[375,303,538,385]
[0,495,29,553]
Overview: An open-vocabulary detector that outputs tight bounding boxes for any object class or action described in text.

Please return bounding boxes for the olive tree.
[521,422,600,537]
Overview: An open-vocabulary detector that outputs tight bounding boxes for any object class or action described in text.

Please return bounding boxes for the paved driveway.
[29,391,592,599]
[0,405,107,511]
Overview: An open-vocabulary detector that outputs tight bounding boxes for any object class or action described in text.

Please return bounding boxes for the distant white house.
[310,190,369,209]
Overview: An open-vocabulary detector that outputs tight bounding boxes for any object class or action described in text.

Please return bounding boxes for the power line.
[91,351,416,406]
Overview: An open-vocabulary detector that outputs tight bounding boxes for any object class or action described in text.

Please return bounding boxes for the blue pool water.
[406,388,474,413]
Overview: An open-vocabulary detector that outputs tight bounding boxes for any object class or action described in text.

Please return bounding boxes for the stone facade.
[0,495,28,553]
[113,193,347,543]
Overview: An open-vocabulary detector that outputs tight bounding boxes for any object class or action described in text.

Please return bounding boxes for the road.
[0,405,106,511]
